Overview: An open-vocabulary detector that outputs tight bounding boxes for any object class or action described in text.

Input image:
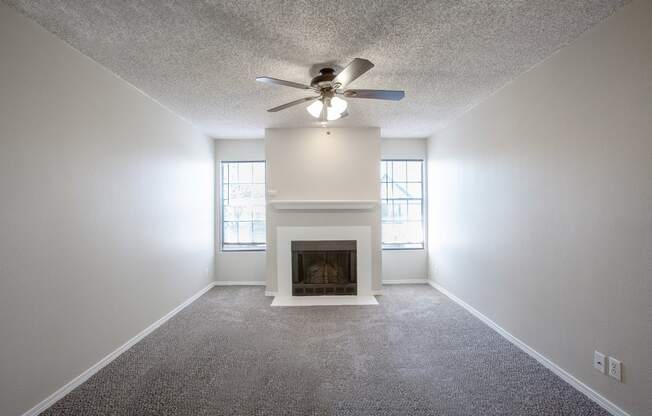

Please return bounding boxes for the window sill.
[221,246,266,252]
[382,246,425,251]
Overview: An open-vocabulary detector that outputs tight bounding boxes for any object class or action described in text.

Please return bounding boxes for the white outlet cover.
[608,356,622,381]
[593,351,606,374]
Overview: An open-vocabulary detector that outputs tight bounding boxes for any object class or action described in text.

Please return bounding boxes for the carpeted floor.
[41,285,608,415]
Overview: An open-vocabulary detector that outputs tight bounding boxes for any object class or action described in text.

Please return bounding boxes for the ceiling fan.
[256,58,405,122]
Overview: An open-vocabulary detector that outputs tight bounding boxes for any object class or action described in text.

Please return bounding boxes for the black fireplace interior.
[292,240,357,296]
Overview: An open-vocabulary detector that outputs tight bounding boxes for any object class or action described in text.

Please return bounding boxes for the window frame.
[381,158,425,251]
[220,160,267,252]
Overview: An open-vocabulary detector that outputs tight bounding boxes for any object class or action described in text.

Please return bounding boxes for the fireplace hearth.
[291,240,357,296]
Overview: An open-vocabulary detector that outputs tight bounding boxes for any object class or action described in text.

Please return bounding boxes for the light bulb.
[306,100,323,118]
[330,96,348,114]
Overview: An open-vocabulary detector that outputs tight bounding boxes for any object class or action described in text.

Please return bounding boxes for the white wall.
[0,5,215,416]
[266,128,380,200]
[427,1,651,415]
[214,139,266,283]
[265,128,382,292]
[381,138,428,282]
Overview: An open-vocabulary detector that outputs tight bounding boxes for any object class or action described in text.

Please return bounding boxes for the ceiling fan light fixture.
[306,100,323,118]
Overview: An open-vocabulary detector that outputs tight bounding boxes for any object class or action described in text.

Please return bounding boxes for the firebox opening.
[291,240,357,296]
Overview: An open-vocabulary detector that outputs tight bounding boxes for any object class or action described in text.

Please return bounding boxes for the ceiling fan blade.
[256,76,312,90]
[267,96,319,112]
[332,58,374,87]
[342,89,405,101]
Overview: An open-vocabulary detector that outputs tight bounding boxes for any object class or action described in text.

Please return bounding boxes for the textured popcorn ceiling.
[5,0,628,138]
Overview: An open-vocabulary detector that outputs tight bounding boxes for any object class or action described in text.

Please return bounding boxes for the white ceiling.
[5,0,628,138]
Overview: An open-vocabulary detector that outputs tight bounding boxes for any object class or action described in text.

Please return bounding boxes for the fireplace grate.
[292,283,356,296]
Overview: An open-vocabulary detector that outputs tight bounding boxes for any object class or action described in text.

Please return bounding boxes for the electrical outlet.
[593,351,606,374]
[608,357,622,381]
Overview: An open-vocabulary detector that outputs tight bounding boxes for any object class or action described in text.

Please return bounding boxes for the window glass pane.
[252,184,265,200]
[408,201,422,221]
[380,159,424,249]
[392,183,408,199]
[253,221,266,243]
[380,201,392,222]
[238,163,253,183]
[394,200,408,222]
[382,223,397,243]
[229,183,250,204]
[222,184,229,204]
[407,161,422,182]
[221,161,266,250]
[224,221,238,243]
[407,222,423,243]
[223,206,238,221]
[392,161,406,182]
[222,164,228,186]
[238,222,252,242]
[237,206,252,221]
[253,206,265,221]
[385,161,394,182]
[407,182,422,198]
[228,164,238,183]
[397,224,410,243]
[253,163,265,184]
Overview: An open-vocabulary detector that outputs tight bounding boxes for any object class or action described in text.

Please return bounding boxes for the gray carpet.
[41,285,608,415]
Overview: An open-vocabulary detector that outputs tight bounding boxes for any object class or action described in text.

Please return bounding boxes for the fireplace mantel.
[269,200,378,210]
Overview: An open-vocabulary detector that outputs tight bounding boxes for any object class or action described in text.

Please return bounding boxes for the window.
[381,160,424,249]
[221,161,266,251]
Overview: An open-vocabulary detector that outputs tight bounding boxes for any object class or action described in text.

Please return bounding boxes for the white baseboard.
[427,280,630,416]
[382,279,428,284]
[21,282,216,416]
[214,280,266,286]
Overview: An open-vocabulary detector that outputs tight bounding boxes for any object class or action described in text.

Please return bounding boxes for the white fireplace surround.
[271,226,379,306]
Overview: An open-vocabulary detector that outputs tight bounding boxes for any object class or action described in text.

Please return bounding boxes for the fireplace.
[291,240,357,296]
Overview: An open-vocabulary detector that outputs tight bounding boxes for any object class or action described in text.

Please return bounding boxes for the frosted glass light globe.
[326,108,341,121]
[306,100,323,118]
[329,96,348,114]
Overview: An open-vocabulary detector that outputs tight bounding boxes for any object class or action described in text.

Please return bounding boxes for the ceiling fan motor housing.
[310,68,338,89]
